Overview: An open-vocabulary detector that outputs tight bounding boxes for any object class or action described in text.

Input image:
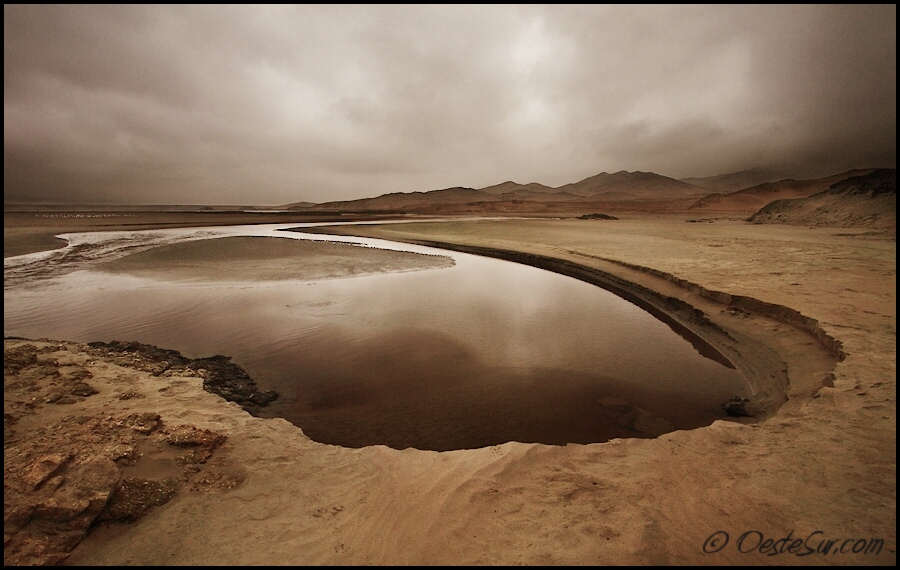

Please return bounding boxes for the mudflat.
[3,213,895,565]
[98,236,454,282]
[2,210,380,259]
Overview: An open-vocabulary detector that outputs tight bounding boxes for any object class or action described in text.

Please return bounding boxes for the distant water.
[3,223,747,450]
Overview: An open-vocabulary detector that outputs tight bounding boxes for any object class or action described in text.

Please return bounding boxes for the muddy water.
[3,223,747,451]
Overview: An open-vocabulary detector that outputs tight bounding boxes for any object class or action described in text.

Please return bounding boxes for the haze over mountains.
[7,165,893,231]
[680,167,799,193]
[287,170,734,212]
[284,167,891,220]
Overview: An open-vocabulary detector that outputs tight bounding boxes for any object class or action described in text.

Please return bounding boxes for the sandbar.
[97,235,454,282]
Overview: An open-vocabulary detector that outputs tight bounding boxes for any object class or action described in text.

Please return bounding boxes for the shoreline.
[296,226,843,419]
[4,216,895,565]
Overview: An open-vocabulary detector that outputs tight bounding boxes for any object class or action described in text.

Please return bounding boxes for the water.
[3,222,747,450]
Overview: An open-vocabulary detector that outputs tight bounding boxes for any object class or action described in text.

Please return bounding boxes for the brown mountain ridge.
[282,168,890,221]
[298,170,708,213]
[689,169,878,216]
[747,169,896,230]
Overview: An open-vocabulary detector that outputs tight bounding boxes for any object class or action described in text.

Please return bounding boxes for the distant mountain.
[689,170,877,215]
[479,181,556,195]
[499,190,583,202]
[555,171,707,200]
[311,187,499,212]
[747,169,896,230]
[296,168,886,215]
[281,201,317,210]
[309,171,705,213]
[680,167,796,193]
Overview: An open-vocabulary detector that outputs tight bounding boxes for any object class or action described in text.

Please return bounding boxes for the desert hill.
[307,171,708,214]
[479,181,556,196]
[309,187,499,212]
[689,169,877,216]
[282,201,317,210]
[278,168,894,216]
[499,190,583,202]
[747,169,896,230]
[555,170,705,200]
[680,167,796,193]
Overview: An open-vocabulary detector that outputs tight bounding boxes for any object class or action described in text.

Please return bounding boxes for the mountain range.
[283,168,885,219]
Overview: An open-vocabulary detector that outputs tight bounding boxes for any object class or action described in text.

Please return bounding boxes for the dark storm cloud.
[4,4,895,205]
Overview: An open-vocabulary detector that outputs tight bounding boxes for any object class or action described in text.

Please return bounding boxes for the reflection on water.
[3,223,747,450]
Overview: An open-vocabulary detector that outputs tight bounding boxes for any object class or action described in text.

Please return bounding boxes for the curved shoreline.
[8,219,842,420]
[592,254,846,361]
[294,227,842,419]
[4,219,893,566]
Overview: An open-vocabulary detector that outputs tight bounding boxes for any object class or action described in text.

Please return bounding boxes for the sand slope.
[748,169,896,230]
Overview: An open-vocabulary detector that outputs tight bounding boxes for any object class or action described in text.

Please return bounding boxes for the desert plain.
[3,209,896,565]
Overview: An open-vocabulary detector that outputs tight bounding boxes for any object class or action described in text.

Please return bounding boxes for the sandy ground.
[3,213,895,565]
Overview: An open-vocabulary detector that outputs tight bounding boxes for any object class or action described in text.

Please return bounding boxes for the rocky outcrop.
[85,340,278,414]
[3,340,235,566]
[577,213,619,220]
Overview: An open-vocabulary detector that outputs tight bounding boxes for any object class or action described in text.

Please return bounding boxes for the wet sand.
[4,213,895,565]
[2,210,397,259]
[98,235,454,282]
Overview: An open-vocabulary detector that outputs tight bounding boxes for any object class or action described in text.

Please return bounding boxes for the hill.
[747,169,896,230]
[555,171,706,200]
[689,170,876,216]
[291,168,891,216]
[479,181,556,196]
[311,187,499,212]
[310,171,709,213]
[680,167,795,193]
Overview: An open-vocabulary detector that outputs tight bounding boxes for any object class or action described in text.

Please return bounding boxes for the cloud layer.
[4,5,895,205]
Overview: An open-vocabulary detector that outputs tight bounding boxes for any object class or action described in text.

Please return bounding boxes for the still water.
[3,223,747,450]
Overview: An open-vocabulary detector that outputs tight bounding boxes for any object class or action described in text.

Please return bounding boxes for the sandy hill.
[287,168,889,216]
[311,187,499,212]
[499,189,583,202]
[281,201,317,210]
[479,181,556,196]
[689,170,877,216]
[747,169,896,230]
[309,171,709,214]
[555,170,706,200]
[680,167,796,193]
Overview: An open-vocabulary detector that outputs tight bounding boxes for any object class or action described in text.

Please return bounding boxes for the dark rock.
[86,340,279,414]
[722,396,752,417]
[578,213,619,220]
[249,390,279,406]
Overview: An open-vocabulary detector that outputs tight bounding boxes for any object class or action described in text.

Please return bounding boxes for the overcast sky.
[4,4,896,205]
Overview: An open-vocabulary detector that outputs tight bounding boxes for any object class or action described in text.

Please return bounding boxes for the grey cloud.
[4,4,895,205]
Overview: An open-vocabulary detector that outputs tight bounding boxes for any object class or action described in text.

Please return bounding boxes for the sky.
[4,5,896,206]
